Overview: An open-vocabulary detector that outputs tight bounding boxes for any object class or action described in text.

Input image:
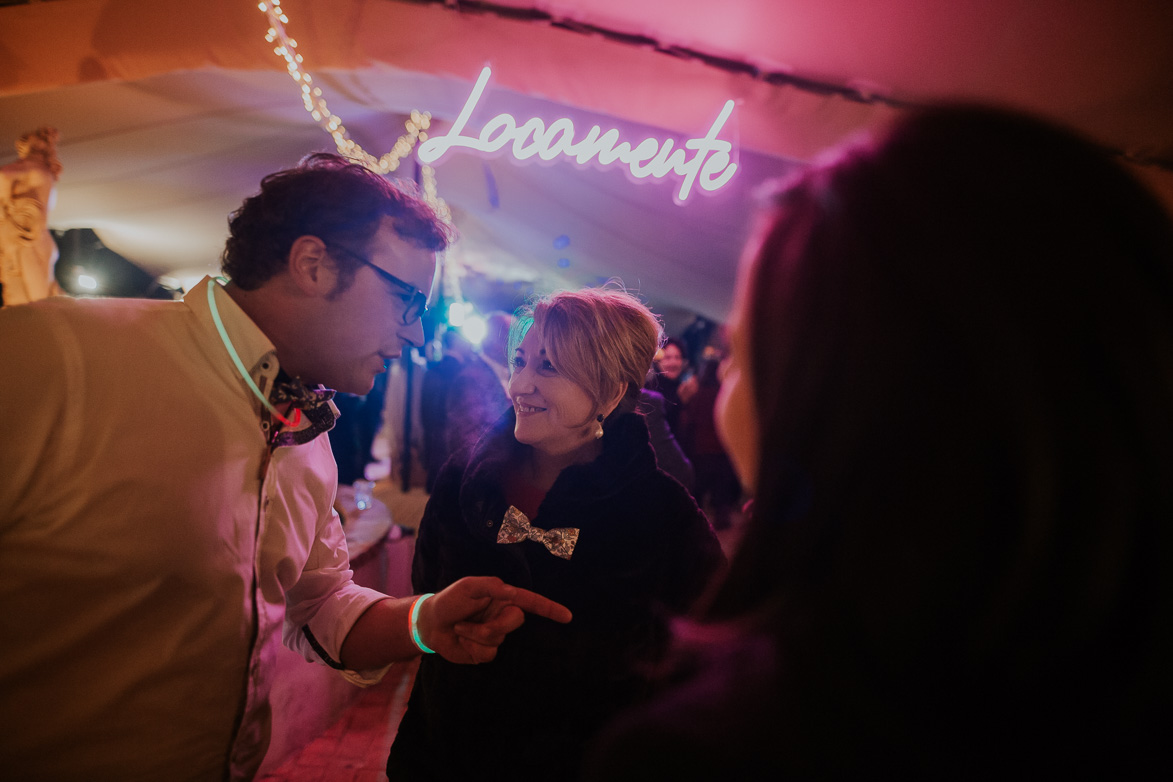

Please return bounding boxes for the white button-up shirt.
[0,278,389,780]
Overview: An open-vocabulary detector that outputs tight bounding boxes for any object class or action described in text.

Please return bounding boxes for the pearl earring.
[594,414,604,440]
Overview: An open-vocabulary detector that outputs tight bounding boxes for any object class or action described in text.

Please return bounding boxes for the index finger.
[498,584,572,624]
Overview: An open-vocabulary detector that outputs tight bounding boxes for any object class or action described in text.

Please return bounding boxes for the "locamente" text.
[417,67,738,203]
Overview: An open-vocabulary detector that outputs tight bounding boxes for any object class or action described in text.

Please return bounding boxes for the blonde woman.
[387,287,723,781]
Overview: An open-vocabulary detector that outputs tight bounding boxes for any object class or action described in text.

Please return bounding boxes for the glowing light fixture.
[418,67,739,204]
[77,273,98,291]
[461,315,488,346]
[447,300,474,327]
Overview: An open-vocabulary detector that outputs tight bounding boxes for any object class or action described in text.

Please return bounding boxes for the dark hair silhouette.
[704,106,1173,775]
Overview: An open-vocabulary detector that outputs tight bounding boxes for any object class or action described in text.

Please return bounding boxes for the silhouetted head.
[711,104,1173,773]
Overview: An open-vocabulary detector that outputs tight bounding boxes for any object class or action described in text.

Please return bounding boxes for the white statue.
[1,127,62,306]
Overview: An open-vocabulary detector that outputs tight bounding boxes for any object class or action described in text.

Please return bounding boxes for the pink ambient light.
[417,67,739,204]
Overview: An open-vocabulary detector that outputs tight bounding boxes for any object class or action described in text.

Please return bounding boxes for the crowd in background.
[645,334,743,529]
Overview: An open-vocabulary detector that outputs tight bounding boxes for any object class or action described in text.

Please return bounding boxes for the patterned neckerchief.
[268,372,338,447]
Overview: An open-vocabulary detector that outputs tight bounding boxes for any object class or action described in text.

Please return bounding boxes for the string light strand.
[259,0,451,221]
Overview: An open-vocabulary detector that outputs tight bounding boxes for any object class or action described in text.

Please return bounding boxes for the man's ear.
[287,235,338,296]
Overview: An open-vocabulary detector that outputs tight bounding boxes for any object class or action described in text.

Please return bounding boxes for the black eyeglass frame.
[329,245,429,325]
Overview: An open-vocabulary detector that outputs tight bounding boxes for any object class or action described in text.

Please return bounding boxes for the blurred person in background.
[330,368,389,487]
[639,386,695,490]
[679,343,741,530]
[421,328,474,491]
[645,335,690,437]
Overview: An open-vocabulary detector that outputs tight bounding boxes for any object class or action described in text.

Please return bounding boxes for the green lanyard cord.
[206,279,300,427]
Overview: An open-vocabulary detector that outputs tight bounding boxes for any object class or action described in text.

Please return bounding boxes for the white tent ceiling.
[2,0,1171,328]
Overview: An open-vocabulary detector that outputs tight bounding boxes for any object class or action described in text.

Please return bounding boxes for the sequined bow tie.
[496,505,580,560]
[269,377,338,446]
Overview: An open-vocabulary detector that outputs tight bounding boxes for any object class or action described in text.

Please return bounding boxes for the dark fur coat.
[387,410,723,781]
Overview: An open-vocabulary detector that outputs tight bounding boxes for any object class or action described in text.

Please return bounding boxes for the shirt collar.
[184,276,282,409]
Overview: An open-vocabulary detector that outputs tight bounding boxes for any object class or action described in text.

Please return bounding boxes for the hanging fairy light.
[259,0,451,222]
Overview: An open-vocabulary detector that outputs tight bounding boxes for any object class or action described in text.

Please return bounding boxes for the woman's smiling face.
[508,326,599,458]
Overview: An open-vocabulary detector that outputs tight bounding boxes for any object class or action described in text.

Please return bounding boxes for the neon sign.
[417,67,738,204]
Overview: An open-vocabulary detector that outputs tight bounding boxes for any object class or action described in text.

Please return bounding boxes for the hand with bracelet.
[339,576,572,669]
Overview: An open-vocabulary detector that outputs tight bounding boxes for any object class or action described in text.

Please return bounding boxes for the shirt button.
[486,520,493,527]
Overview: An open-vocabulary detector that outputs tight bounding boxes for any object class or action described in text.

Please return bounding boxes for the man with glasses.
[0,153,571,780]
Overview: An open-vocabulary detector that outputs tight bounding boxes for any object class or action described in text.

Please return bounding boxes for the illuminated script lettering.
[417,67,738,203]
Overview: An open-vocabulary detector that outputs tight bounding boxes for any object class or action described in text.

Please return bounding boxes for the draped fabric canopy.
[2,0,1170,323]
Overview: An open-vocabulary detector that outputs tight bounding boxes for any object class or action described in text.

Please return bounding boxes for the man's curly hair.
[221,153,454,290]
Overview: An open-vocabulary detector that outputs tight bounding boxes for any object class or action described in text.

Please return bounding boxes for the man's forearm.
[338,596,422,671]
[337,577,572,670]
